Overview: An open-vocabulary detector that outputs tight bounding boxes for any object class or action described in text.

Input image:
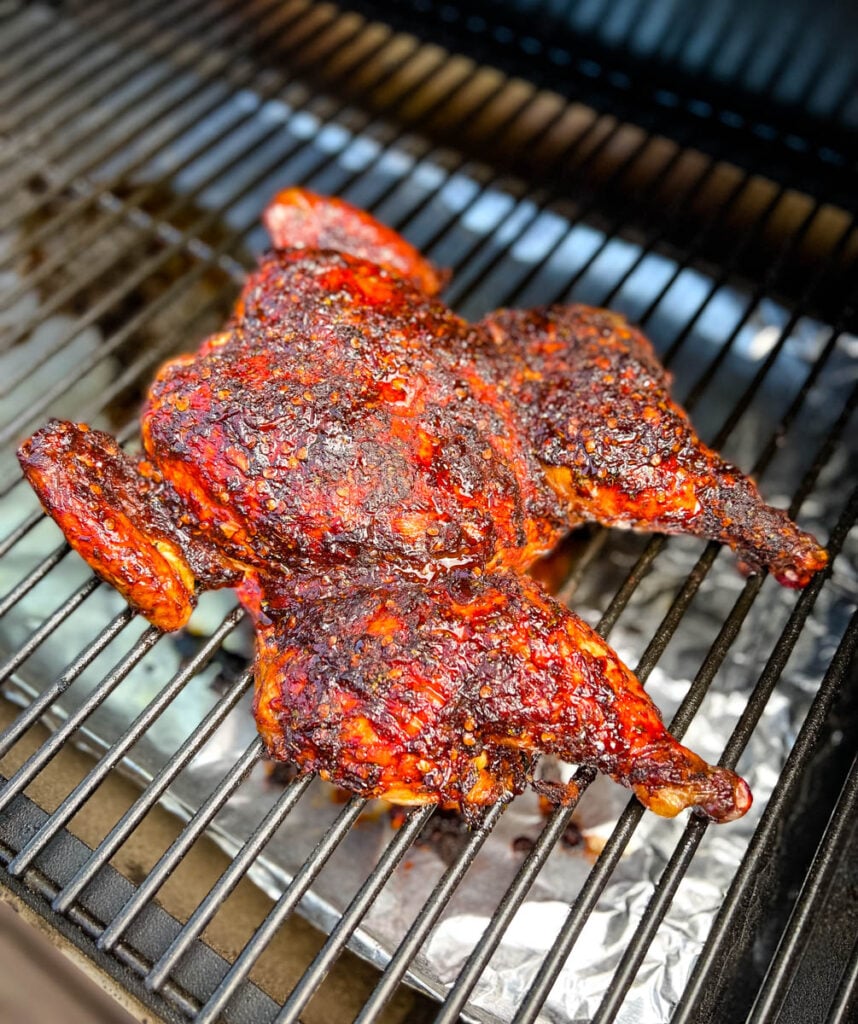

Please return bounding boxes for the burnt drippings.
[414,807,473,866]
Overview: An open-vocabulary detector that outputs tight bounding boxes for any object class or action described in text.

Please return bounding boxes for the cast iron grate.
[0,2,856,1023]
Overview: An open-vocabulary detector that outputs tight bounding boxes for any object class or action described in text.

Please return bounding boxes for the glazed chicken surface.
[19,189,828,825]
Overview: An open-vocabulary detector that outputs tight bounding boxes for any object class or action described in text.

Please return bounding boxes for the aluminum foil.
[2,189,858,1022]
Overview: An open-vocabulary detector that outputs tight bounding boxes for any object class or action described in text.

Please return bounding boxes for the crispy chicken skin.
[18,188,826,824]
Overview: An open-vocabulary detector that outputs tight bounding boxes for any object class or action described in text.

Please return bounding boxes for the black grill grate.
[1,2,857,1023]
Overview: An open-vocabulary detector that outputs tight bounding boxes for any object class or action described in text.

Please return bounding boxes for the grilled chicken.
[18,189,827,824]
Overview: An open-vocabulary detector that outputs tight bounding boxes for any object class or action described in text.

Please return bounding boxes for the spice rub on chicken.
[19,189,827,824]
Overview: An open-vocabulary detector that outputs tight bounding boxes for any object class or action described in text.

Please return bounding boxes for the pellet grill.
[1,1,857,1022]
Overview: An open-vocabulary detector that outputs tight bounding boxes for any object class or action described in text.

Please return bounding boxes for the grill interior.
[1,2,857,1022]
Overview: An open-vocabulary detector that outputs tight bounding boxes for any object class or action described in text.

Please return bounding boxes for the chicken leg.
[248,569,751,823]
[482,305,827,587]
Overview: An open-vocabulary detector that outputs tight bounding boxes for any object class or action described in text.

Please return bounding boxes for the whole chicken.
[18,189,827,824]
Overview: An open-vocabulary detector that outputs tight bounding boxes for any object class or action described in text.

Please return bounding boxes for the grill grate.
[1,2,857,1023]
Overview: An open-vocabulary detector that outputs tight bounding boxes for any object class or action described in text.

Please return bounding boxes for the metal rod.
[0,542,71,617]
[355,802,507,1024]
[274,804,436,1023]
[0,607,135,759]
[0,28,412,363]
[824,927,858,1024]
[0,0,223,184]
[0,508,43,559]
[0,4,78,65]
[0,623,164,815]
[670,605,858,1024]
[431,797,586,1024]
[0,0,327,306]
[96,737,265,952]
[191,796,367,1024]
[0,0,161,114]
[6,608,245,876]
[144,771,314,989]
[52,665,257,916]
[0,0,335,275]
[0,576,101,685]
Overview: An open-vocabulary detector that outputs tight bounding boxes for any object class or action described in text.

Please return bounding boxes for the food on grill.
[18,189,827,825]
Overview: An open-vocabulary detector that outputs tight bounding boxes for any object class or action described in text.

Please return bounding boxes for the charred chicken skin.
[19,189,828,825]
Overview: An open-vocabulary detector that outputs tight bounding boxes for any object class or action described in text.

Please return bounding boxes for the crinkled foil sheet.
[2,207,857,1023]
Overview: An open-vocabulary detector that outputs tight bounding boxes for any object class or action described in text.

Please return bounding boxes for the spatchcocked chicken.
[19,189,828,824]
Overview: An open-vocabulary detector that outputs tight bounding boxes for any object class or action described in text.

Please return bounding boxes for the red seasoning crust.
[18,188,828,825]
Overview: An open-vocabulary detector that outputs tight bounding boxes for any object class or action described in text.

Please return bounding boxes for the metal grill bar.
[365,0,858,187]
[0,10,299,275]
[0,0,157,113]
[0,4,338,281]
[0,6,68,61]
[6,607,245,876]
[0,510,45,560]
[589,484,858,1024]
[825,928,858,1024]
[52,666,257,917]
[593,154,723,309]
[355,800,507,1023]
[480,147,716,313]
[0,576,101,685]
[0,4,332,311]
[193,796,367,1024]
[0,16,683,423]
[0,542,70,616]
[0,774,285,1021]
[96,737,265,952]
[640,186,787,348]
[672,603,858,1023]
[443,129,655,308]
[431,799,583,1023]
[0,607,135,759]
[0,624,164,815]
[3,19,483,363]
[273,804,437,1024]
[145,771,314,990]
[0,25,375,271]
[0,0,212,179]
[0,8,300,316]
